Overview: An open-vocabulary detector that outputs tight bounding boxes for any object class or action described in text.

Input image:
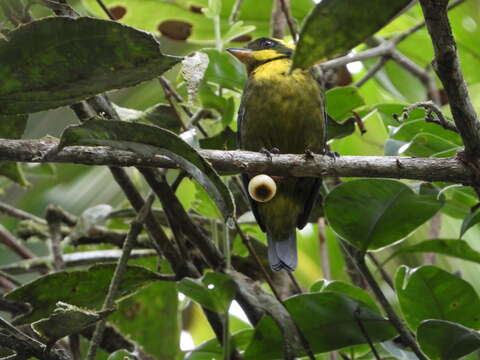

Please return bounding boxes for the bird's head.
[227,37,295,73]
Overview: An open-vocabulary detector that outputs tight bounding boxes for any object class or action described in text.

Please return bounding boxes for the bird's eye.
[262,39,275,48]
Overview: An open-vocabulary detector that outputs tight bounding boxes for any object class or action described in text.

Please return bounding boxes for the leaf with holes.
[5,264,158,325]
[0,17,181,115]
[324,179,444,251]
[292,0,412,69]
[59,120,235,219]
[395,265,480,331]
[418,320,480,360]
[177,272,237,313]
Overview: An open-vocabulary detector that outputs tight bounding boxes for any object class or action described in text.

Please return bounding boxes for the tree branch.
[419,0,480,157]
[0,138,472,183]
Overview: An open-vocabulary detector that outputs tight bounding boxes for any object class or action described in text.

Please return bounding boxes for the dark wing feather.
[296,178,322,229]
[237,89,266,232]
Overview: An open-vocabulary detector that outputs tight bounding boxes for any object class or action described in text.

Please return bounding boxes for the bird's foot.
[321,148,339,161]
[260,147,280,159]
[304,149,315,159]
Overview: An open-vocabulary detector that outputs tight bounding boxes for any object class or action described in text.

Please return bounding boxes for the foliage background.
[1,0,480,359]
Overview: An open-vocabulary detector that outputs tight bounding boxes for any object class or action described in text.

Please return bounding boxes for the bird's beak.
[226,48,254,64]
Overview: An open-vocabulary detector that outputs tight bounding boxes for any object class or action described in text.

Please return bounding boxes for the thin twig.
[394,0,466,44]
[355,57,389,87]
[95,0,115,20]
[0,201,46,224]
[229,0,244,24]
[367,253,394,290]
[278,0,298,41]
[0,225,36,260]
[86,194,155,360]
[399,101,458,133]
[353,308,381,360]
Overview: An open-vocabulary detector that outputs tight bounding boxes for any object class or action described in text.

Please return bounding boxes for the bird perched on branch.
[227,37,326,271]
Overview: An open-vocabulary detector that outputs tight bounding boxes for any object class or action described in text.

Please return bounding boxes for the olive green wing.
[237,91,267,232]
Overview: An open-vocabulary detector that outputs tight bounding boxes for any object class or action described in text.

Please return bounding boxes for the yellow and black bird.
[227,37,326,271]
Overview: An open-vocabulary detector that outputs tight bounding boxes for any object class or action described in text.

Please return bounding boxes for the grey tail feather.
[267,231,297,271]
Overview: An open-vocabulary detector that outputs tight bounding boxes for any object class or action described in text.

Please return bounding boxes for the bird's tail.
[267,231,297,271]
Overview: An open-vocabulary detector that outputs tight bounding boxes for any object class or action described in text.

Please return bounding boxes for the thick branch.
[0,138,472,184]
[419,0,480,157]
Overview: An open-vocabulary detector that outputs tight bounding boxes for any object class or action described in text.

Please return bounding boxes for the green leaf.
[222,21,256,44]
[310,280,379,312]
[59,120,235,220]
[177,272,237,313]
[326,86,365,121]
[0,114,29,185]
[417,320,480,360]
[292,0,412,69]
[244,292,397,359]
[386,239,480,265]
[110,259,179,359]
[324,179,444,251]
[461,207,480,238]
[31,302,112,344]
[204,49,247,90]
[0,17,181,115]
[378,104,463,158]
[326,117,356,140]
[5,264,158,325]
[115,103,183,133]
[198,83,236,125]
[395,265,480,331]
[186,329,253,360]
[199,127,237,150]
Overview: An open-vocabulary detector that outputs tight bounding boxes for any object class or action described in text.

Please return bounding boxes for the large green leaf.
[110,259,179,359]
[324,180,443,251]
[5,264,159,325]
[417,320,480,360]
[310,280,379,312]
[386,239,480,265]
[395,265,480,331]
[177,272,237,313]
[292,0,412,69]
[244,292,396,359]
[0,17,181,115]
[59,120,235,219]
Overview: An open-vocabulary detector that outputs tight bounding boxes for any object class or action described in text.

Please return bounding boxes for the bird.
[227,37,326,271]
